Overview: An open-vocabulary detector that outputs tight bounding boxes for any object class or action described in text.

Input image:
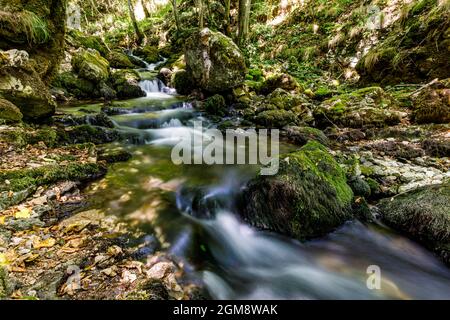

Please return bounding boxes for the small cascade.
[139,79,176,97]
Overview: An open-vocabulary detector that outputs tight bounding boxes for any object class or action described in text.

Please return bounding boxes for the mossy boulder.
[254,109,298,128]
[0,98,22,123]
[412,80,450,124]
[171,70,195,95]
[379,183,450,265]
[0,0,67,83]
[108,50,135,69]
[0,50,56,121]
[134,45,161,64]
[72,49,110,83]
[284,126,329,146]
[240,141,354,240]
[314,87,403,128]
[259,73,301,95]
[52,71,95,99]
[203,94,226,116]
[184,28,246,93]
[66,29,109,57]
[110,70,145,99]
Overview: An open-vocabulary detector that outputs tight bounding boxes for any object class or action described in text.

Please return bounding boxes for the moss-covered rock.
[259,73,301,95]
[72,49,110,83]
[0,266,12,299]
[412,80,450,124]
[98,146,132,163]
[314,87,403,128]
[0,0,67,83]
[184,28,247,93]
[134,45,161,64]
[203,94,226,116]
[63,125,120,145]
[108,50,135,69]
[0,98,22,122]
[0,50,56,121]
[379,183,450,265]
[110,70,145,99]
[254,109,298,128]
[66,29,109,57]
[240,141,354,240]
[171,70,194,95]
[284,126,329,146]
[0,162,107,192]
[52,71,95,99]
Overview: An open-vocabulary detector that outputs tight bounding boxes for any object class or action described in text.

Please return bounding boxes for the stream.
[62,59,450,300]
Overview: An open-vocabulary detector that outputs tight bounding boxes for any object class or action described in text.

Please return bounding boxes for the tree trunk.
[170,0,181,32]
[142,0,151,18]
[128,0,144,44]
[238,0,251,45]
[224,0,231,34]
[195,0,204,29]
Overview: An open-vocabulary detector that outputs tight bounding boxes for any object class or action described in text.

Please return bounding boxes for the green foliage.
[0,9,49,44]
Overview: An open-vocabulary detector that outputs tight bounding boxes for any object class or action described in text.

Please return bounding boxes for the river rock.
[240,141,354,240]
[110,70,145,99]
[72,49,110,83]
[108,50,135,69]
[378,183,450,265]
[134,45,161,64]
[184,28,246,93]
[314,87,404,128]
[284,126,329,146]
[52,71,96,99]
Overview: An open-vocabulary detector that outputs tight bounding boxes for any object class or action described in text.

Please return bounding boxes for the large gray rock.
[72,49,110,83]
[379,183,450,266]
[184,28,246,93]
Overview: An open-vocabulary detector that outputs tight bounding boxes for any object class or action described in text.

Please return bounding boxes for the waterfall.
[139,79,177,97]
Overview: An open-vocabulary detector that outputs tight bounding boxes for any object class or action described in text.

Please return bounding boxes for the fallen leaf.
[33,237,56,249]
[15,208,31,219]
[0,253,9,266]
[0,216,7,225]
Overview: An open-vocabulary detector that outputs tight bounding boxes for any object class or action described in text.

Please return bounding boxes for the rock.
[0,0,67,83]
[52,71,96,99]
[203,94,226,116]
[284,126,329,146]
[134,45,161,64]
[422,132,450,158]
[110,70,145,99]
[240,141,354,240]
[412,80,450,124]
[0,98,22,122]
[158,68,173,86]
[258,73,300,95]
[314,87,403,128]
[379,183,450,265]
[347,176,371,198]
[184,28,246,93]
[108,50,135,69]
[254,109,298,128]
[72,49,110,83]
[66,29,109,57]
[171,70,194,95]
[99,81,116,101]
[56,112,115,128]
[64,125,120,145]
[98,146,132,163]
[0,50,56,120]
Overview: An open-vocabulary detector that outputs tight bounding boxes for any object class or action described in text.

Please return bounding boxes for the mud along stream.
[58,67,450,300]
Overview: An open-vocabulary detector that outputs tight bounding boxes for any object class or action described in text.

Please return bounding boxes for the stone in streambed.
[240,141,353,240]
[184,28,246,93]
[72,49,110,83]
[378,183,450,265]
[110,70,145,99]
[0,98,22,123]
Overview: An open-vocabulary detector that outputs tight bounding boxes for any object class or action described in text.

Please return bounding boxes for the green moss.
[254,109,298,128]
[134,45,161,64]
[52,71,96,99]
[67,30,109,57]
[171,70,194,95]
[241,140,353,240]
[0,266,12,299]
[204,94,226,116]
[72,49,110,83]
[0,162,106,192]
[0,98,22,123]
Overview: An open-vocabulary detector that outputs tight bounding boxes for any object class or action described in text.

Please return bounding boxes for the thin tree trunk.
[142,0,151,18]
[238,0,251,45]
[170,0,181,32]
[224,0,231,35]
[195,0,204,29]
[128,0,144,44]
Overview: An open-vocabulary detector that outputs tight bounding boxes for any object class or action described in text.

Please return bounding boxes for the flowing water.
[63,59,450,300]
